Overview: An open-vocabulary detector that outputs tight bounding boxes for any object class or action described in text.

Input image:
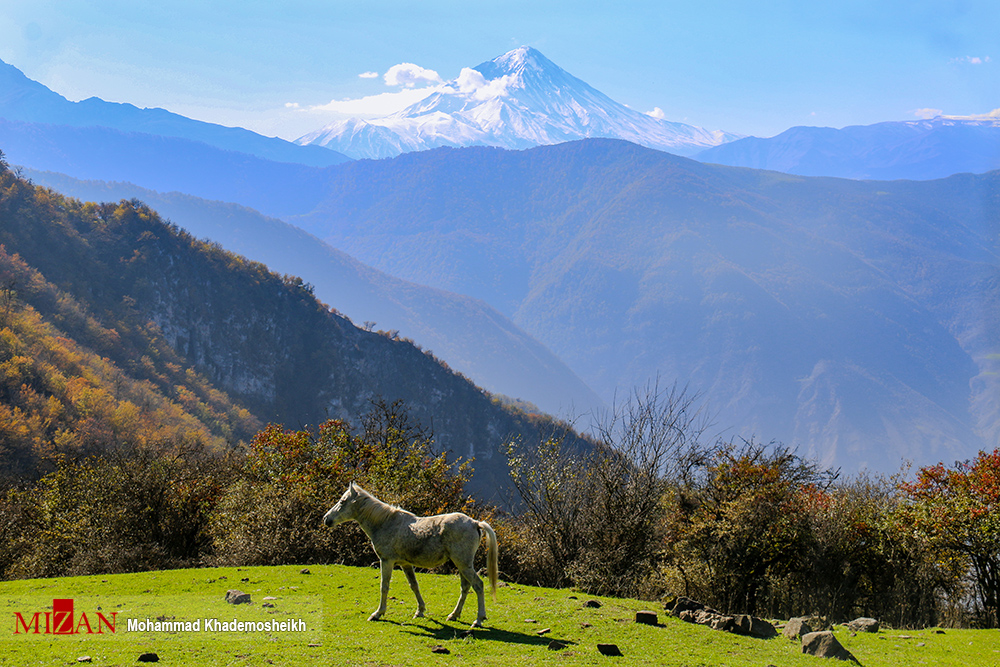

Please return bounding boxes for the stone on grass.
[597,643,623,656]
[225,590,251,605]
[734,614,778,639]
[635,610,659,625]
[137,653,160,663]
[669,596,705,616]
[548,640,567,651]
[670,597,775,639]
[583,599,602,608]
[77,658,92,663]
[431,645,450,654]
[691,609,736,633]
[846,617,879,633]
[801,631,858,662]
[784,617,813,640]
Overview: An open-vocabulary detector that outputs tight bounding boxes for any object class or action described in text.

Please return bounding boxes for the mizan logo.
[13,599,116,635]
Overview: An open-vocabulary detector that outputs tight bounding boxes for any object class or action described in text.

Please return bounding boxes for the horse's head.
[323,481,362,527]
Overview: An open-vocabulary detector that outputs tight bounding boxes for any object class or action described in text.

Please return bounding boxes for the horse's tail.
[479,520,498,602]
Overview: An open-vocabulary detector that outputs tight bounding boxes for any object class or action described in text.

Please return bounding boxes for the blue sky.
[0,0,996,141]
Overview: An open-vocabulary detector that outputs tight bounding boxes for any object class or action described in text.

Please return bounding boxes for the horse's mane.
[353,485,414,525]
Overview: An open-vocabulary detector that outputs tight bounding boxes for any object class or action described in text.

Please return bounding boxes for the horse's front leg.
[370,559,394,621]
[401,564,426,618]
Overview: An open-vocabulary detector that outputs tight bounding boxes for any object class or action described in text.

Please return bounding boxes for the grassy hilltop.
[1,564,995,667]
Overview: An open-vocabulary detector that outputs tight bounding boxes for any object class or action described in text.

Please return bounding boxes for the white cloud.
[943,108,1000,121]
[646,107,666,120]
[306,87,439,118]
[284,102,300,109]
[454,67,513,100]
[951,56,991,65]
[358,71,379,79]
[910,108,943,119]
[384,63,443,88]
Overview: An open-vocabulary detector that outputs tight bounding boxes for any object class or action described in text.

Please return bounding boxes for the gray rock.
[137,654,159,663]
[846,617,879,633]
[734,614,778,639]
[801,631,858,662]
[784,617,813,640]
[669,596,705,616]
[225,589,251,605]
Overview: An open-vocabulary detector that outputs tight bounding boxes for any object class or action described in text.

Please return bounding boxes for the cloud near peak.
[910,108,943,119]
[453,67,514,100]
[384,63,443,88]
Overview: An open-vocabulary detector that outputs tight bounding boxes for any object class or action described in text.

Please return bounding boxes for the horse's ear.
[349,481,358,492]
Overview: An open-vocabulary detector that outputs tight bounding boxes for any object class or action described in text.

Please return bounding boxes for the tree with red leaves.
[899,449,1000,627]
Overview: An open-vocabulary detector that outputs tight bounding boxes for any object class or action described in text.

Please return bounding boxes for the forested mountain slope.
[0,157,577,501]
[23,168,604,420]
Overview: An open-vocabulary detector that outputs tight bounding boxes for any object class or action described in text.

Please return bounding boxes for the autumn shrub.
[505,383,707,598]
[209,400,472,567]
[762,475,956,627]
[661,440,835,616]
[2,444,224,579]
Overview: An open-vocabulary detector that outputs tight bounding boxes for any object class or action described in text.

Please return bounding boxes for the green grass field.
[1,564,996,666]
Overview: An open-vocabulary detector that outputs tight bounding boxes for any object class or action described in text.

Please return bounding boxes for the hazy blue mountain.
[1,168,596,503]
[298,46,740,159]
[25,168,605,421]
[695,117,1000,180]
[0,58,349,167]
[284,139,999,475]
[0,117,331,216]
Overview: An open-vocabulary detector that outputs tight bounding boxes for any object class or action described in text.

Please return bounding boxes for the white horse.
[323,482,498,627]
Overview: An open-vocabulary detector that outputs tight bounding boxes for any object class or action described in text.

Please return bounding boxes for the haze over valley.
[0,40,996,484]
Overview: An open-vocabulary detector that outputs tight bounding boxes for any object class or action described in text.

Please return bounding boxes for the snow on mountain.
[297,47,739,159]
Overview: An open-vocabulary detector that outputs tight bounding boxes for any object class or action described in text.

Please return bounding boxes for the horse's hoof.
[446,613,458,622]
[367,613,382,622]
[471,620,483,628]
[413,611,425,618]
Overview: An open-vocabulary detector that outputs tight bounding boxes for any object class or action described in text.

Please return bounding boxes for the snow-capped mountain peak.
[297,47,740,160]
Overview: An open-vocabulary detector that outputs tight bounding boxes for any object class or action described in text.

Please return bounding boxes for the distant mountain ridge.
[0,165,592,501]
[25,167,605,420]
[284,139,1000,476]
[695,116,1000,180]
[297,47,740,159]
[0,57,350,167]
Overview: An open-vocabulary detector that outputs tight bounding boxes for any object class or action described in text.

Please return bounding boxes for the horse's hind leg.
[370,559,393,621]
[447,570,471,623]
[401,564,426,618]
[455,564,486,627]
